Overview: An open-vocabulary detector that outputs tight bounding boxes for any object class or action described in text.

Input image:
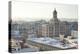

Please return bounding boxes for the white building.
[27,37,77,51]
[71,30,78,38]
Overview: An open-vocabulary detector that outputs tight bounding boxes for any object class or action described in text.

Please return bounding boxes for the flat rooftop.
[27,37,77,49]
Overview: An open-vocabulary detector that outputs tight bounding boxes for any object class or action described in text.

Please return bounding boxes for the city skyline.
[12,1,78,21]
[10,1,78,53]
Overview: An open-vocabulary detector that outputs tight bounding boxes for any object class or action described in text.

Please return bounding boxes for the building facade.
[41,23,49,37]
[49,9,60,37]
[48,9,73,37]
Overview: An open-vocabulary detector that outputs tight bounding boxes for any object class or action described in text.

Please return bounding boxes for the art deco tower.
[53,8,59,37]
[53,8,59,22]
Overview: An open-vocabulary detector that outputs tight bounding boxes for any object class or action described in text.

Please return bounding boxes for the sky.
[12,1,78,21]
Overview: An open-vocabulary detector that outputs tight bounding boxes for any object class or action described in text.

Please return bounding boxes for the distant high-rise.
[53,8,59,36]
[49,8,59,37]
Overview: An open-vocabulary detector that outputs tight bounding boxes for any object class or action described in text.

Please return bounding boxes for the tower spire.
[53,8,57,19]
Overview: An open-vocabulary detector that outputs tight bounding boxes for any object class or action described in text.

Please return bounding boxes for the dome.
[53,8,57,14]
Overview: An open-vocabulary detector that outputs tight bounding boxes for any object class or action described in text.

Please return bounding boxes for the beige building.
[37,24,42,37]
[49,9,70,37]
[42,23,49,37]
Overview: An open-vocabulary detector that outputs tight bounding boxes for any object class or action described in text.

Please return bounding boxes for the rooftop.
[27,37,77,49]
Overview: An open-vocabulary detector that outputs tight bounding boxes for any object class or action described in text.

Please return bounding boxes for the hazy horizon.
[12,17,78,22]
